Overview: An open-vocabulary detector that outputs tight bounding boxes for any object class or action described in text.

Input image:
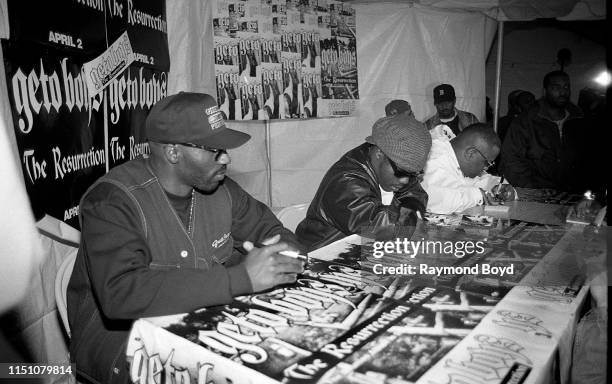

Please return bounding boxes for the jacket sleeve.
[224,178,305,252]
[421,166,483,214]
[467,111,479,124]
[394,178,428,214]
[501,116,537,188]
[319,172,403,235]
[80,184,250,320]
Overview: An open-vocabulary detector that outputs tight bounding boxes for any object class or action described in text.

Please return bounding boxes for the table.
[125,202,606,384]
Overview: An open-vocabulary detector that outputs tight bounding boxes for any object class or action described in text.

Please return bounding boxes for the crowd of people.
[64,70,605,383]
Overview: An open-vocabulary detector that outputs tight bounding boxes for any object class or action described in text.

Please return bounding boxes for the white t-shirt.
[379,186,394,206]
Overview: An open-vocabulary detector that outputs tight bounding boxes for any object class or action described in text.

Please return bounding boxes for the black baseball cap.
[433,84,456,104]
[146,92,250,149]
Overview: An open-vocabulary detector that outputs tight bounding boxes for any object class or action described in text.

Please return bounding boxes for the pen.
[278,250,309,262]
[254,239,309,262]
[493,174,505,203]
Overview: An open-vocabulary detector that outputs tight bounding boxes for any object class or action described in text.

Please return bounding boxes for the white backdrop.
[167,1,493,207]
[0,1,603,210]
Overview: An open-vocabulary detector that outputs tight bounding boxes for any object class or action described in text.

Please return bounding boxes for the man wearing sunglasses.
[296,112,431,251]
[67,92,304,383]
[421,123,515,214]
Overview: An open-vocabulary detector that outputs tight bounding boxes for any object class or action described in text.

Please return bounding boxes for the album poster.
[3,0,169,228]
[318,307,464,383]
[216,64,242,120]
[127,283,437,383]
[212,0,358,120]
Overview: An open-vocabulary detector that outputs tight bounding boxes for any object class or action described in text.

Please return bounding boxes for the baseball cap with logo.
[146,92,250,149]
[366,113,432,173]
[433,84,456,104]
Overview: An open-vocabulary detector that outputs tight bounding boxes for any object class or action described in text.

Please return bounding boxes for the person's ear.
[164,144,180,164]
[464,146,476,161]
[375,147,385,159]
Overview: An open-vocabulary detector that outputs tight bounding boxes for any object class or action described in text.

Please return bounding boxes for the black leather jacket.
[296,143,428,251]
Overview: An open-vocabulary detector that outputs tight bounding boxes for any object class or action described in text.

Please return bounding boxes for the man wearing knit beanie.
[296,113,432,251]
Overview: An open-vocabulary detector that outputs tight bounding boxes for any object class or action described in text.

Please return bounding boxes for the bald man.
[421,123,515,214]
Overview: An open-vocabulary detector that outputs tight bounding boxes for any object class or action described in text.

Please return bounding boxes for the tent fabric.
[1,215,79,384]
[168,2,491,207]
[354,0,605,20]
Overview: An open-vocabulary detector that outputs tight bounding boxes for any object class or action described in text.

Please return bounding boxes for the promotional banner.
[106,0,170,71]
[6,0,107,54]
[3,0,169,229]
[213,0,358,120]
[3,40,106,227]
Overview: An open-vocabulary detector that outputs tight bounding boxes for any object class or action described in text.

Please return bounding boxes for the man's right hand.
[242,239,304,292]
[480,188,492,205]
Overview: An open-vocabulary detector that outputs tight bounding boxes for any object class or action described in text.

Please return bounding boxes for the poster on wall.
[6,0,107,54]
[3,0,169,229]
[213,0,358,120]
[2,40,106,227]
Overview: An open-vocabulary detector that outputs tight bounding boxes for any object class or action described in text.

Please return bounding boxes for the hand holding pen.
[242,234,305,292]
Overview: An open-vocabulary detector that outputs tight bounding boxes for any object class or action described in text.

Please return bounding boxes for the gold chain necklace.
[187,189,195,237]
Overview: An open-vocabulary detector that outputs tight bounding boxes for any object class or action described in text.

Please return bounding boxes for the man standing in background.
[424,83,479,136]
[500,71,590,192]
[385,99,413,117]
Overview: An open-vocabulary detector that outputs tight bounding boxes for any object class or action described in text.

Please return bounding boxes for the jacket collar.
[535,98,583,122]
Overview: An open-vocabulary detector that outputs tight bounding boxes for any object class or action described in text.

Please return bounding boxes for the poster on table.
[126,263,440,384]
[3,0,169,229]
[213,0,358,120]
[124,222,588,383]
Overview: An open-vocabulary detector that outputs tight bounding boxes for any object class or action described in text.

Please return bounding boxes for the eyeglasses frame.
[472,146,495,172]
[155,141,228,162]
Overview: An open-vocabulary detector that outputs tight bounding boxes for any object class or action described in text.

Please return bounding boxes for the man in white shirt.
[421,123,514,214]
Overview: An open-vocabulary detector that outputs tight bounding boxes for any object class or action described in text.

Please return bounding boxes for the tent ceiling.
[344,0,606,20]
[504,19,606,45]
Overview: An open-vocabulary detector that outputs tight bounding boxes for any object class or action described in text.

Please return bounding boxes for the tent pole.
[493,20,504,133]
[265,120,273,207]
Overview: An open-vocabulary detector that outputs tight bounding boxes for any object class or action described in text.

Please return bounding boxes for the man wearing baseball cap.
[67,92,304,383]
[424,83,479,138]
[296,113,431,250]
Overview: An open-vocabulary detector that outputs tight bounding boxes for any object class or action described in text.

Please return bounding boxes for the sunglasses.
[473,147,494,172]
[387,156,424,179]
[156,141,228,162]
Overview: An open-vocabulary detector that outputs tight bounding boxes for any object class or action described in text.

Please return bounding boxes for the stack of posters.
[213,0,358,120]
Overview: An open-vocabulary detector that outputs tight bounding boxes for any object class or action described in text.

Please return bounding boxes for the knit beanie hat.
[366,113,432,172]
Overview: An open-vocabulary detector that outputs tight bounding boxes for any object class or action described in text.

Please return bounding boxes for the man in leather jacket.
[296,112,432,251]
